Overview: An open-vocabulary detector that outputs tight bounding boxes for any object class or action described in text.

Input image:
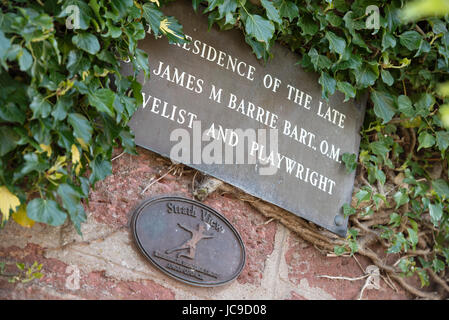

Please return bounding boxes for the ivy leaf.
[57,183,86,235]
[275,0,299,22]
[72,33,100,55]
[374,193,388,209]
[134,48,150,78]
[308,48,332,70]
[19,153,48,176]
[18,48,33,72]
[371,90,396,124]
[407,228,418,249]
[432,179,449,199]
[12,205,35,228]
[68,113,93,144]
[397,95,414,117]
[417,131,435,150]
[27,198,67,226]
[218,0,238,21]
[382,31,396,51]
[245,35,270,61]
[0,102,25,124]
[0,186,21,222]
[244,14,274,45]
[374,167,386,185]
[261,0,281,24]
[370,141,390,161]
[89,154,112,185]
[348,239,358,255]
[0,126,20,156]
[336,81,356,101]
[297,15,318,36]
[204,0,223,13]
[387,232,407,254]
[66,50,90,77]
[399,31,422,51]
[30,95,52,119]
[429,202,443,226]
[393,190,409,209]
[389,212,401,227]
[355,63,378,88]
[381,69,394,86]
[88,88,116,117]
[334,245,346,256]
[325,11,342,27]
[431,18,448,35]
[417,268,430,287]
[355,188,371,206]
[432,258,445,273]
[342,203,356,218]
[51,96,73,121]
[192,0,201,11]
[159,16,187,44]
[341,153,357,173]
[318,71,336,99]
[142,3,164,36]
[325,31,346,55]
[0,30,11,65]
[435,131,449,152]
[110,0,133,19]
[415,39,431,57]
[119,129,136,154]
[415,93,435,117]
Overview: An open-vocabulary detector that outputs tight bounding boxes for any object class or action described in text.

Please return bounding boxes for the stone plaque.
[131,196,246,286]
[124,2,366,236]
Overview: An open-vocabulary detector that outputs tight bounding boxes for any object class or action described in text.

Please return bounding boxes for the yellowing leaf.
[48,172,64,181]
[12,205,35,228]
[94,68,111,77]
[149,0,160,7]
[75,163,82,175]
[56,79,74,96]
[71,144,80,164]
[76,138,89,151]
[0,186,21,222]
[39,144,52,157]
[160,18,183,40]
[72,144,83,176]
[47,155,67,174]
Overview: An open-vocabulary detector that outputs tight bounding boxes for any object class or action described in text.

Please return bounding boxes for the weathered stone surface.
[0,147,410,299]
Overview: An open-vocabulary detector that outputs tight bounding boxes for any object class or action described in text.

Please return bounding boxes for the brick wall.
[0,148,410,300]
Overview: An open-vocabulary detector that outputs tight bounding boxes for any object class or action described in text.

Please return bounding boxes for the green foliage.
[0,0,186,234]
[0,261,44,284]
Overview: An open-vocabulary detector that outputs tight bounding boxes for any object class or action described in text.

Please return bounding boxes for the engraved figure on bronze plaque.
[131,196,245,286]
[166,223,215,259]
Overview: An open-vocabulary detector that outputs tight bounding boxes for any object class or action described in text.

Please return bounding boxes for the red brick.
[203,193,277,286]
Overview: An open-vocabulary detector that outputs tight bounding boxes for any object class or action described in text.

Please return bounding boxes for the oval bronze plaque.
[131,196,246,287]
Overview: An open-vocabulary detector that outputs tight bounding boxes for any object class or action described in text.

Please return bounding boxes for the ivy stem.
[424,117,436,134]
[239,0,249,15]
[43,92,57,101]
